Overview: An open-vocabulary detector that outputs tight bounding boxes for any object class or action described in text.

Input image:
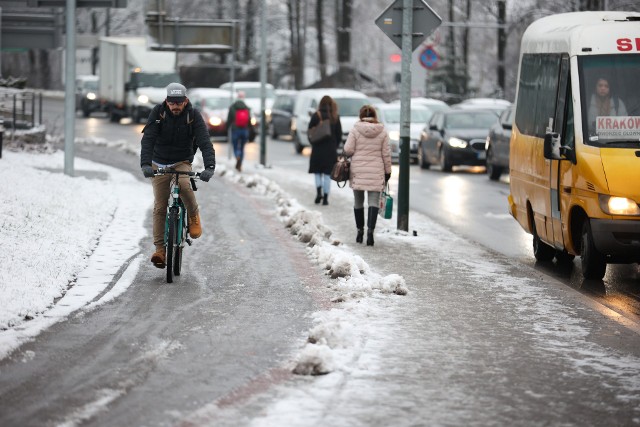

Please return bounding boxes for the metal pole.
[228,21,236,160]
[64,0,76,176]
[259,0,267,166]
[0,7,3,78]
[397,0,412,232]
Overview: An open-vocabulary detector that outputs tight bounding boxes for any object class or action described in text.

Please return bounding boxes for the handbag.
[330,156,350,188]
[308,112,332,145]
[379,184,393,219]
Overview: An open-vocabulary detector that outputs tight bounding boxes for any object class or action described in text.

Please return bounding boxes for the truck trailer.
[98,37,179,123]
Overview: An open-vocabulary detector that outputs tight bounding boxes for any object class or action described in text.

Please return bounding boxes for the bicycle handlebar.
[153,168,201,178]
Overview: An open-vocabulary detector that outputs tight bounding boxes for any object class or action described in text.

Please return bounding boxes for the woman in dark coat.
[308,96,343,205]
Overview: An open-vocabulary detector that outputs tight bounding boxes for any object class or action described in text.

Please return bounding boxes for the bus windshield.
[579,54,640,145]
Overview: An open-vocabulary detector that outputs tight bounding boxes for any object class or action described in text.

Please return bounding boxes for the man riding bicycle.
[140,82,216,268]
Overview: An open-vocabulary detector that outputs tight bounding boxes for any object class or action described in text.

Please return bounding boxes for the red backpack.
[235,108,250,128]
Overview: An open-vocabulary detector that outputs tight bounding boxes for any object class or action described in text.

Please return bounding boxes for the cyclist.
[140,82,216,268]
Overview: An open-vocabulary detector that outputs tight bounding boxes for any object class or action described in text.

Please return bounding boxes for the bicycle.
[153,168,201,283]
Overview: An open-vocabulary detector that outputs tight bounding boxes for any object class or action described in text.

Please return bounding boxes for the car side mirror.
[543,132,563,160]
[502,122,512,130]
[429,124,438,131]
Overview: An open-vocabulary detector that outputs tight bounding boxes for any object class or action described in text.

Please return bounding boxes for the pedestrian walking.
[308,96,343,205]
[226,90,251,171]
[342,105,392,246]
[140,82,216,268]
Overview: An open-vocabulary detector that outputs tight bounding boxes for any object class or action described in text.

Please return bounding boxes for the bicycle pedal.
[186,238,192,246]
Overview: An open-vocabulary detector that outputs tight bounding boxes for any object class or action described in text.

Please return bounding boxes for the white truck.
[98,37,179,123]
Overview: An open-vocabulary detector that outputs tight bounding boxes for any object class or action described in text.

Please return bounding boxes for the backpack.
[235,108,250,128]
[142,105,198,154]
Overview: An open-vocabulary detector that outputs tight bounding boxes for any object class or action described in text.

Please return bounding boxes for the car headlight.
[137,94,149,104]
[291,117,297,131]
[599,195,640,215]
[251,117,257,126]
[448,137,468,148]
[389,130,400,141]
[86,92,97,100]
[209,116,222,126]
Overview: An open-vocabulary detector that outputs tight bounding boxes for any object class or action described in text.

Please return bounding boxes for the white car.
[291,88,370,154]
[374,103,432,164]
[219,81,276,129]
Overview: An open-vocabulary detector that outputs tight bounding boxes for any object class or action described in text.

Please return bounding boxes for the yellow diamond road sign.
[375,0,442,51]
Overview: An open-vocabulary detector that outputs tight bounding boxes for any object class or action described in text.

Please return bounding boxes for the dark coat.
[140,101,216,169]
[226,100,251,130]
[308,108,342,174]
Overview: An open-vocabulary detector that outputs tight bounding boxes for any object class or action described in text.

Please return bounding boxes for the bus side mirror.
[543,132,563,160]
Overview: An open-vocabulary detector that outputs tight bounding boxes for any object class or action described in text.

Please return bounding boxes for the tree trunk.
[462,0,470,94]
[287,0,302,89]
[244,0,256,63]
[316,0,327,80]
[337,0,352,69]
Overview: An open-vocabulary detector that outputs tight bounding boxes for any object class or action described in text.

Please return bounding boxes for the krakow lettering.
[596,116,640,139]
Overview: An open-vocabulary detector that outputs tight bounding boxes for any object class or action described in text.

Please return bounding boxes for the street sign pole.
[397,0,412,232]
[64,0,76,176]
[259,0,267,166]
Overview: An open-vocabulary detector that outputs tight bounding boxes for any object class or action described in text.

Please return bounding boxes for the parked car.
[374,103,431,164]
[418,109,500,172]
[451,98,512,116]
[485,106,515,180]
[291,88,369,154]
[269,89,297,139]
[189,87,256,141]
[219,81,275,130]
[75,75,102,118]
[392,97,450,122]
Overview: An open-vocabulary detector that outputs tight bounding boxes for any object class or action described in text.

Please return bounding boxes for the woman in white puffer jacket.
[342,105,392,246]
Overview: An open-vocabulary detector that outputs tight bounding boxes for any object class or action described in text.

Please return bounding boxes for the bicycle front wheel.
[166,208,179,283]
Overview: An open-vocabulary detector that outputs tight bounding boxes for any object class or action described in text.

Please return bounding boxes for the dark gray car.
[270,90,297,139]
[418,109,499,172]
[485,106,515,180]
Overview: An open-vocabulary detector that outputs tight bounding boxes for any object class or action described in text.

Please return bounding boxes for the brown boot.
[151,247,166,268]
[235,158,242,172]
[189,213,202,238]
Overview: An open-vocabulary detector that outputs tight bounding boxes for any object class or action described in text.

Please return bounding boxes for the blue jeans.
[231,128,249,160]
[315,173,331,195]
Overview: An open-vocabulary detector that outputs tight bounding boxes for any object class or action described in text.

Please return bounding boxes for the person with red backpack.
[226,91,251,171]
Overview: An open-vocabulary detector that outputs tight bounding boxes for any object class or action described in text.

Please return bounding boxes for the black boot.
[315,187,322,204]
[323,193,329,205]
[354,208,365,243]
[367,207,379,246]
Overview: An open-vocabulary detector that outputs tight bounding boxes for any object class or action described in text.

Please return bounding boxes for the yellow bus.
[508,11,640,280]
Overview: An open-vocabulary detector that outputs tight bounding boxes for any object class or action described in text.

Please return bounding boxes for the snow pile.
[218,164,408,376]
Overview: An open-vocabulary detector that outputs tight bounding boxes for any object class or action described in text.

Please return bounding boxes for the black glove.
[142,165,154,178]
[200,167,215,182]
[384,173,391,183]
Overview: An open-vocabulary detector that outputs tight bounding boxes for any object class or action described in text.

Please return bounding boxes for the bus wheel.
[555,249,575,264]
[581,220,607,280]
[532,220,555,261]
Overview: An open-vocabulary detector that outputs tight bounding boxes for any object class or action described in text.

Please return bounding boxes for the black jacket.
[308,108,342,174]
[140,101,216,169]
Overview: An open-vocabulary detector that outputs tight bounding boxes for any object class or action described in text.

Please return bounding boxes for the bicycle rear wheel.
[174,246,183,276]
[166,208,179,283]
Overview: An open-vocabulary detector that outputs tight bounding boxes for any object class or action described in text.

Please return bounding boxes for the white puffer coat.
[343,120,392,191]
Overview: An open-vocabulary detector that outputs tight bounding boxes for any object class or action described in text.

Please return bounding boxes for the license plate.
[477,151,486,160]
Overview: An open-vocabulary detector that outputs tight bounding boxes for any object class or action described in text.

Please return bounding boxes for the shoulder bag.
[308,112,332,145]
[379,183,393,219]
[330,156,351,188]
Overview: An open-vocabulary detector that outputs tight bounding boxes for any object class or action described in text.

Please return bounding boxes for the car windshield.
[579,54,640,146]
[84,81,98,91]
[203,97,231,109]
[235,87,275,99]
[131,72,180,88]
[445,112,498,129]
[383,108,431,124]
[335,97,370,116]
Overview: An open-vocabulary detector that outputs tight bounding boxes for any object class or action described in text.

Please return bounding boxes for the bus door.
[549,55,571,248]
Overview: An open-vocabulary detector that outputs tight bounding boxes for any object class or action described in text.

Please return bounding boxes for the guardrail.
[0,88,43,130]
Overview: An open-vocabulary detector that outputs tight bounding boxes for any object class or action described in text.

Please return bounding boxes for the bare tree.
[336,0,353,69]
[287,0,304,88]
[316,0,328,80]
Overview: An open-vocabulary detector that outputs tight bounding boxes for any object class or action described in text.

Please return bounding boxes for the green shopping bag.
[379,184,393,219]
